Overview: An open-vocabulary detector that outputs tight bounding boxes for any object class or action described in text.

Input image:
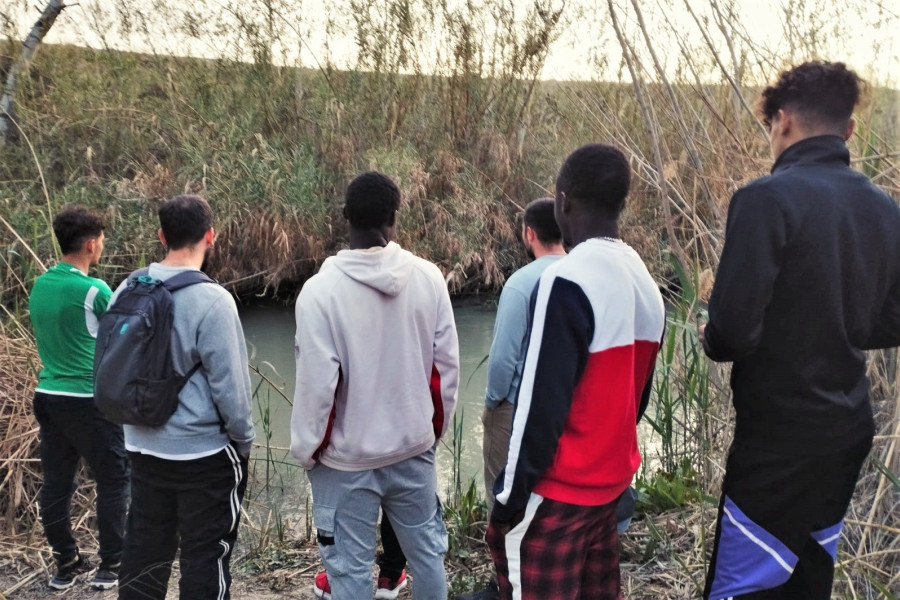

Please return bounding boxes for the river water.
[240,301,498,503]
[240,301,658,506]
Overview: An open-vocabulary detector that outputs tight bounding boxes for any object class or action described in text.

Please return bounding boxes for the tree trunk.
[0,0,67,145]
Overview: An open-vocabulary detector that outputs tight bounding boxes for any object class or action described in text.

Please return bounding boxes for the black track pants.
[33,393,130,567]
[376,513,407,580]
[704,437,871,600]
[118,446,248,600]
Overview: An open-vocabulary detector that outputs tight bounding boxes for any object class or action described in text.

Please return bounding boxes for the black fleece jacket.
[703,135,900,454]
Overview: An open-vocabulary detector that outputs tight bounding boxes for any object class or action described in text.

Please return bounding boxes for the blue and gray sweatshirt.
[484,255,564,409]
[111,263,256,459]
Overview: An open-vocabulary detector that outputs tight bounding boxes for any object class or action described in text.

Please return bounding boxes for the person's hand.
[698,323,707,345]
[491,520,513,536]
[233,441,252,461]
[489,508,525,536]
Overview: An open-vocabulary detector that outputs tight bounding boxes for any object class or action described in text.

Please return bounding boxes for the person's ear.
[766,109,789,139]
[204,228,215,246]
[844,117,856,141]
[560,191,573,216]
[157,229,167,249]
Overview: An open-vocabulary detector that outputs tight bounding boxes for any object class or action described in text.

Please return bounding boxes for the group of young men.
[29,196,256,598]
[27,59,900,600]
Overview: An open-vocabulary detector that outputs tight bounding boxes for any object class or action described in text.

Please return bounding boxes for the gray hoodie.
[291,242,459,470]
[112,264,255,459]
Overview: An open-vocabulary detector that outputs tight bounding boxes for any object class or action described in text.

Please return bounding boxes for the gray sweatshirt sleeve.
[197,293,256,456]
[485,286,529,407]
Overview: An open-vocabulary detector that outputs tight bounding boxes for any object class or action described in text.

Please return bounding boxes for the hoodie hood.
[324,241,414,297]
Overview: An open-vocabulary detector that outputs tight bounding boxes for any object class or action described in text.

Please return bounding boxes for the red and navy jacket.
[492,238,665,522]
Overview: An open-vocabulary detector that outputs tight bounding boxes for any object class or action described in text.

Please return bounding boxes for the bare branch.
[606,0,687,270]
[630,0,723,229]
[1,0,67,145]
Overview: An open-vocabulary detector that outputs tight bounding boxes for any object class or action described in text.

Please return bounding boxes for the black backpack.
[93,268,214,426]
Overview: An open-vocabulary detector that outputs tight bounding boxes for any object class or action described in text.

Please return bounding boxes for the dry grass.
[1,2,899,595]
[839,350,900,595]
[0,330,98,573]
[212,209,327,298]
[0,331,42,552]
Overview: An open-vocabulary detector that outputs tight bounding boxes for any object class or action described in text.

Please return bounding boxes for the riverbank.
[3,43,899,311]
[2,30,899,598]
[2,314,898,598]
[0,507,721,600]
[2,492,890,599]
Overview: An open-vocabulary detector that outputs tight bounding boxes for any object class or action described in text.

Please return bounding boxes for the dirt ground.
[0,513,711,599]
[0,543,417,600]
[0,575,310,600]
[0,566,410,600]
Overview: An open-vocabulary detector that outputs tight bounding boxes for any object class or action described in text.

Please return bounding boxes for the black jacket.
[704,135,900,454]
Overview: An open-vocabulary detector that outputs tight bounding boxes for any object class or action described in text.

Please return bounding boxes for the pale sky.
[4,0,900,86]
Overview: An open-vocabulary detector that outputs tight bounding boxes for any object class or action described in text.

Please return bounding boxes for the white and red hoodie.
[290,241,460,471]
[492,238,665,522]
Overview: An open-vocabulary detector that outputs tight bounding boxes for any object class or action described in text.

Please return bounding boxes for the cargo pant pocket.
[430,494,449,555]
[313,504,346,576]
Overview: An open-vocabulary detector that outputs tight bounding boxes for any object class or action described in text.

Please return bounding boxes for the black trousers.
[704,437,871,600]
[377,514,407,580]
[118,446,248,600]
[33,392,130,567]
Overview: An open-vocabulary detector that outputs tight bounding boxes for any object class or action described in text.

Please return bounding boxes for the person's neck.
[568,217,620,247]
[773,128,843,162]
[532,242,566,259]
[160,248,204,270]
[61,253,93,275]
[349,228,391,250]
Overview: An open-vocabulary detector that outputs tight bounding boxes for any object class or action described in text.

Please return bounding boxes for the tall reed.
[2,0,899,594]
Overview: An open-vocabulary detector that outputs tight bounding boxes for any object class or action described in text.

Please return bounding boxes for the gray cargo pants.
[307,448,448,599]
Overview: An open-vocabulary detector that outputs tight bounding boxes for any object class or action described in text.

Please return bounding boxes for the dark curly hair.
[759,61,864,130]
[344,171,401,230]
[556,144,631,218]
[158,195,213,250]
[53,205,107,255]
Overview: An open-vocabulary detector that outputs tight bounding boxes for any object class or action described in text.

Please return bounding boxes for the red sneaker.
[375,570,408,600]
[313,571,332,600]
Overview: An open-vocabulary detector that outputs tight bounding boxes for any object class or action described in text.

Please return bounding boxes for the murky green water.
[240,301,498,501]
[240,300,659,507]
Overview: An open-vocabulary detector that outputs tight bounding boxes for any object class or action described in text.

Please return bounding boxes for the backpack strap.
[133,268,223,430]
[126,267,151,283]
[164,270,225,433]
[162,270,217,292]
[178,361,226,433]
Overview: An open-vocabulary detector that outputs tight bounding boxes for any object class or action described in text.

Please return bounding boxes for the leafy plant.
[636,457,713,513]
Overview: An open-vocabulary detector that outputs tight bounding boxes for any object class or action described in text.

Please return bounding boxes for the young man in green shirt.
[28,205,129,591]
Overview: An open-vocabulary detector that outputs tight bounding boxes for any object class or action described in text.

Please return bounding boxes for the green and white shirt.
[29,262,112,396]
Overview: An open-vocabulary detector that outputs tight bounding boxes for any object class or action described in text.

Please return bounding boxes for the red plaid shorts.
[487,494,622,600]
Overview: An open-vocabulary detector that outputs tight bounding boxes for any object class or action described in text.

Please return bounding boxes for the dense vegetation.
[2,1,899,596]
[2,44,893,306]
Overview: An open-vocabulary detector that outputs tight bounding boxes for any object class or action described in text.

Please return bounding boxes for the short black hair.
[759,61,863,131]
[158,195,213,250]
[344,171,401,230]
[523,198,562,244]
[53,205,106,255]
[556,144,631,218]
